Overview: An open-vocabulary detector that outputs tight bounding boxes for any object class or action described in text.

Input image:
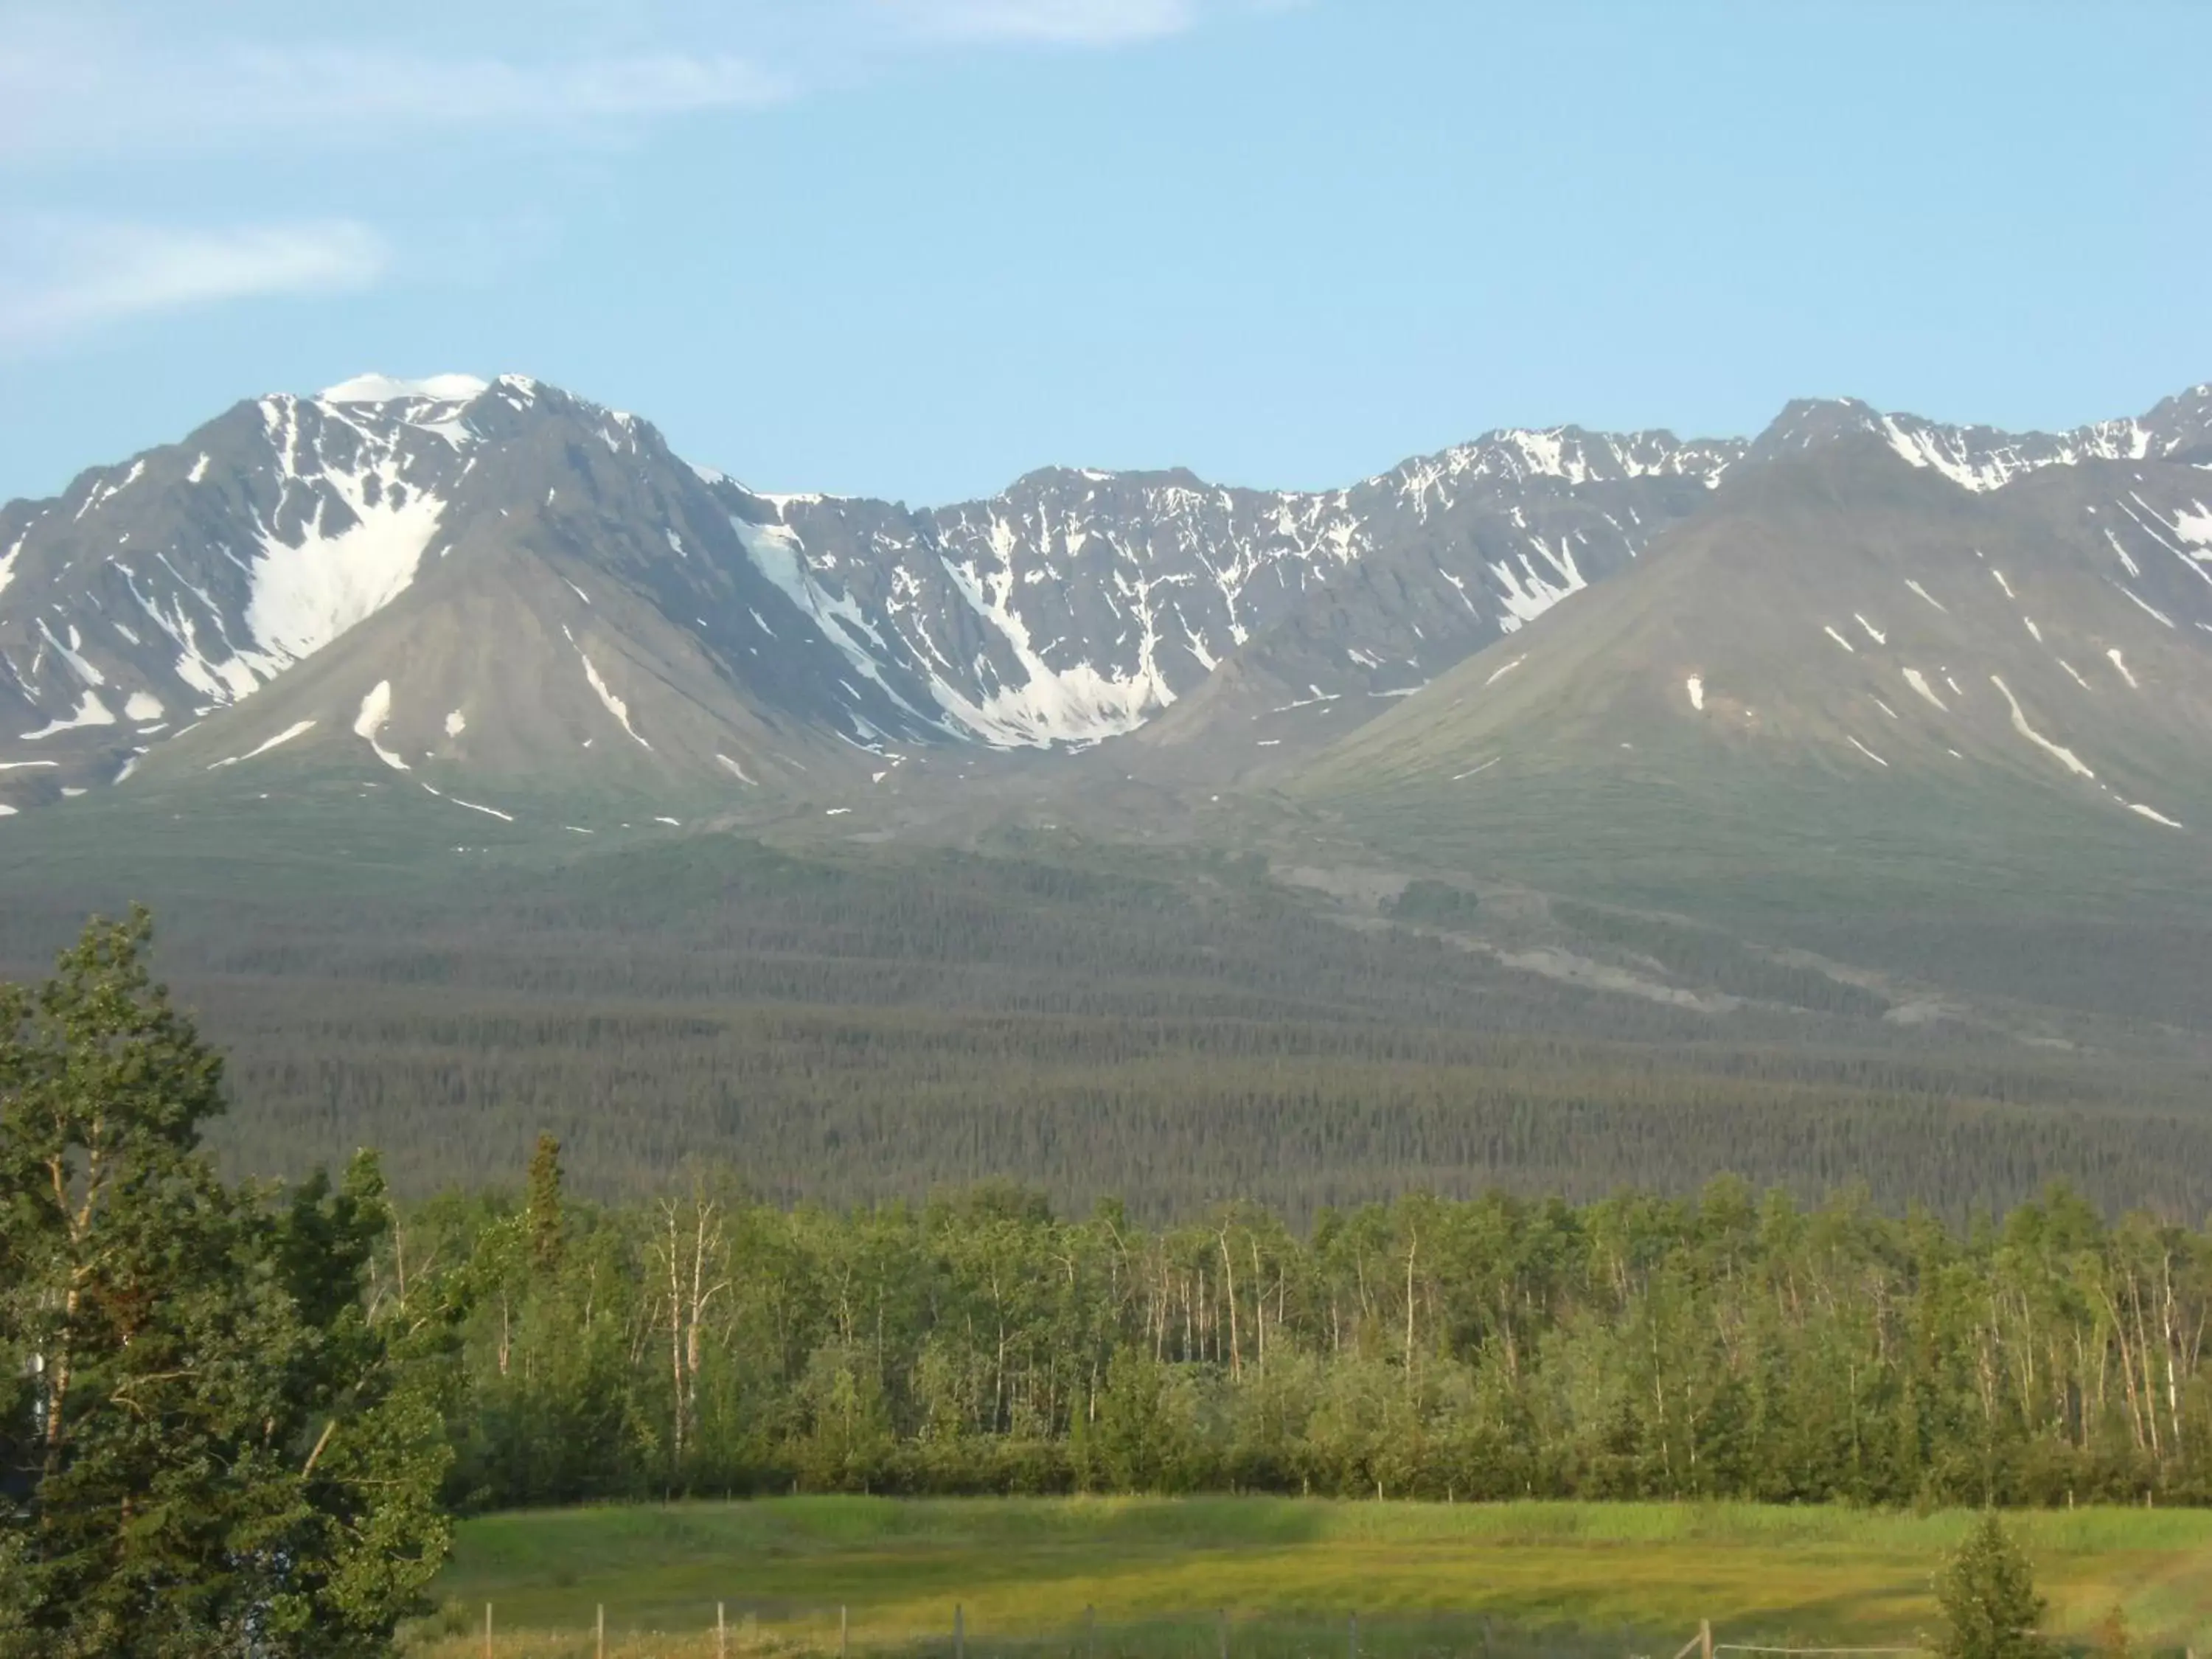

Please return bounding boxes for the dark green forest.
[427,1141,2212,1513]
[3,832,2209,1220]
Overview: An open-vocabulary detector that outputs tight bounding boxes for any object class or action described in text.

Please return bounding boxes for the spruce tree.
[526,1133,565,1275]
[0,911,452,1658]
[1933,1514,2057,1659]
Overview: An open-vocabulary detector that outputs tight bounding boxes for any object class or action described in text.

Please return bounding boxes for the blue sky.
[1,1,2205,506]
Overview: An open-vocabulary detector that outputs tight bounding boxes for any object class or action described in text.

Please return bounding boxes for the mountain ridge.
[1285,434,2212,931]
[2,372,2207,821]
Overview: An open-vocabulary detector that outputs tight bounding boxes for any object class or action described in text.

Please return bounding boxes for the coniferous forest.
[6,837,2212,1223]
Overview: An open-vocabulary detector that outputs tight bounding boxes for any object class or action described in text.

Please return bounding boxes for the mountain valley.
[3,371,2209,1208]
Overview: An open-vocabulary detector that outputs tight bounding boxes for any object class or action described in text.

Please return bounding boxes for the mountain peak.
[316,372,492,405]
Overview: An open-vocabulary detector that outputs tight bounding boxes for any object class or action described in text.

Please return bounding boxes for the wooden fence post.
[482,1602,492,1659]
[597,1602,605,1659]
[1700,1621,1712,1659]
[841,1604,849,1659]
[718,1601,727,1659]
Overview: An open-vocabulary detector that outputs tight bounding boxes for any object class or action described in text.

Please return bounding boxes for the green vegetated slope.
[408,1498,2212,1653]
[4,783,2211,1217]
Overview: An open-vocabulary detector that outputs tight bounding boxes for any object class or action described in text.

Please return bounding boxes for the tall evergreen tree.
[0,911,453,1658]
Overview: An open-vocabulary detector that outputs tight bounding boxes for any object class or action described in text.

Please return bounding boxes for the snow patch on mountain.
[445,793,514,822]
[575,647,651,750]
[21,689,116,740]
[38,619,105,686]
[2127,801,2185,829]
[1492,538,1589,631]
[319,373,489,405]
[246,478,445,666]
[732,516,941,733]
[1902,669,1947,712]
[353,681,409,771]
[2120,588,2175,628]
[932,550,1175,746]
[211,719,316,768]
[1991,676,2094,779]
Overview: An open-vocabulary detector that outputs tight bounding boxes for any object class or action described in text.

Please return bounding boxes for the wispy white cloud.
[0,0,1229,166]
[0,220,389,348]
[0,0,1286,349]
[0,0,1283,166]
[874,0,1198,46]
[0,34,788,162]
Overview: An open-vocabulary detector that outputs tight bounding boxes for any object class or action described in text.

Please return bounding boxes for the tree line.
[428,1136,2212,1513]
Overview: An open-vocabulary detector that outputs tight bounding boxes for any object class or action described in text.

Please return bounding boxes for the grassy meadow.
[402,1498,2212,1657]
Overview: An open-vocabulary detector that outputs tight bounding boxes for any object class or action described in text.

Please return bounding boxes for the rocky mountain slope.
[1287,431,2212,936]
[1,372,2207,824]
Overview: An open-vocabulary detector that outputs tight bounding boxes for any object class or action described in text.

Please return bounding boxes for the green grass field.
[402,1498,2212,1658]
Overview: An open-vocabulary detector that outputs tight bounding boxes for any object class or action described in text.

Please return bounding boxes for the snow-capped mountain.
[0,375,1745,810]
[1295,428,2212,841]
[0,372,993,813]
[1,372,2207,818]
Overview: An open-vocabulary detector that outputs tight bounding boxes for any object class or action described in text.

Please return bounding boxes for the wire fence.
[397,1604,2202,1659]
[400,1606,1879,1659]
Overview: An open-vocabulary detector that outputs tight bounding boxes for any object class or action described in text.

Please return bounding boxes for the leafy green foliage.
[1934,1515,2056,1659]
[0,913,453,1657]
[408,1161,2212,1514]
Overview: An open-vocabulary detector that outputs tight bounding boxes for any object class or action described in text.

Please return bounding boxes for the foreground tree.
[1933,1514,2057,1659]
[0,911,453,1658]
